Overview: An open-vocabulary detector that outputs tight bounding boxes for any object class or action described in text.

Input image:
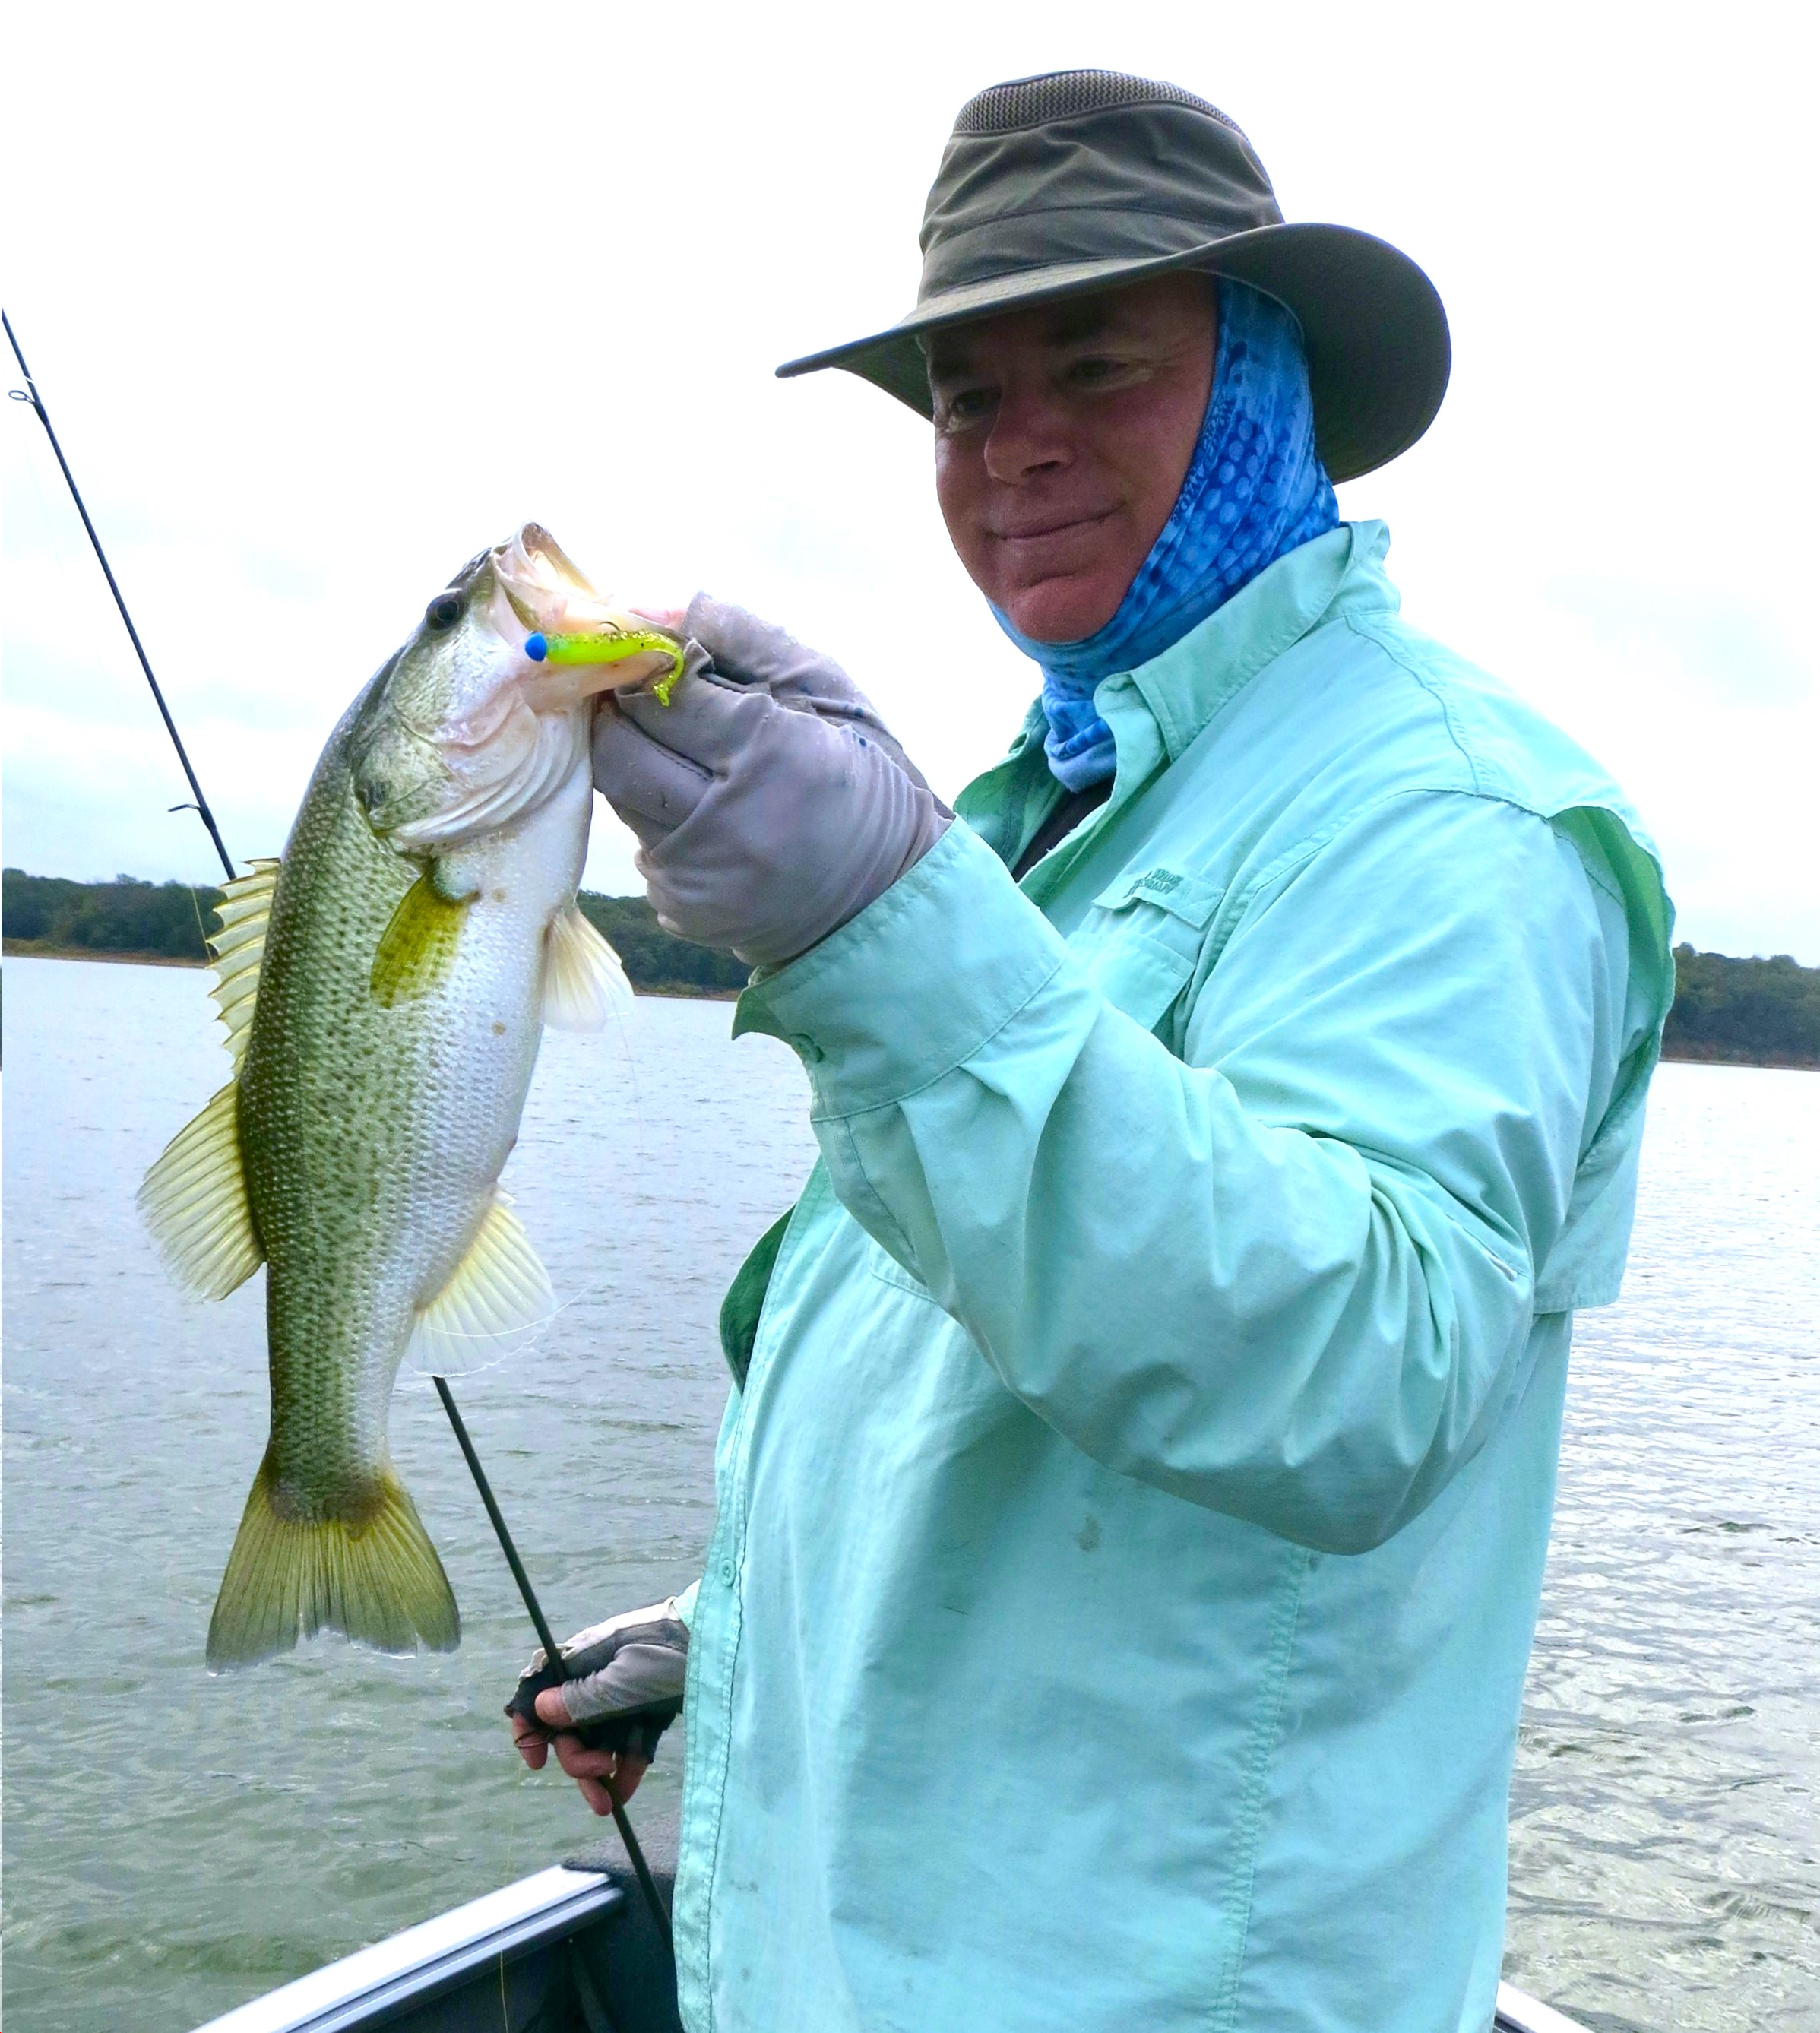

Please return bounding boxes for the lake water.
[3,956,1815,2032]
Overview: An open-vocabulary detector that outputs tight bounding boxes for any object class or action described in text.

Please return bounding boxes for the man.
[510,71,1674,2031]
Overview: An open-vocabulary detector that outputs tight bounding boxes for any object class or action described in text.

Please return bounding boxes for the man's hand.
[512,1704,649,1816]
[590,596,950,968]
[506,1598,689,1817]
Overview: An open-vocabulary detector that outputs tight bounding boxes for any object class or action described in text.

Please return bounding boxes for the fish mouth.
[359,524,683,855]
[494,524,597,633]
[491,524,673,657]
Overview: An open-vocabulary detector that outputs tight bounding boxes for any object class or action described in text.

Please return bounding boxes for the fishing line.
[185,882,213,958]
[495,1721,535,2033]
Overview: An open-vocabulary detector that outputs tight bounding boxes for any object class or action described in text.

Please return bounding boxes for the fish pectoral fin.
[207,1455,460,1668]
[406,1189,555,1375]
[138,1080,265,1299]
[208,858,280,1067]
[371,872,472,1007]
[543,901,633,1032]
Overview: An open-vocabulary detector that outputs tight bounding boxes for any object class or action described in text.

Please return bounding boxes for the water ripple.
[1503,1064,1820,2033]
[3,962,1815,2031]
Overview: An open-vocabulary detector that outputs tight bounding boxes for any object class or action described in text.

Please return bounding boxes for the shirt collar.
[1124,520,1388,764]
[958,521,1394,872]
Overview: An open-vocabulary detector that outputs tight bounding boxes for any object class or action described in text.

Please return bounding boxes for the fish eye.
[425,591,464,632]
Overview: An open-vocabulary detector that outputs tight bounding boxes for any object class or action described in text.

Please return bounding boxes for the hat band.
[920,201,1281,298]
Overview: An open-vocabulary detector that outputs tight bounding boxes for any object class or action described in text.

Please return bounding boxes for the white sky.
[4,2,1815,959]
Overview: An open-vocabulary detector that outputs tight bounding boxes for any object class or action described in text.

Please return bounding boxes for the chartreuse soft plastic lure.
[525,628,686,705]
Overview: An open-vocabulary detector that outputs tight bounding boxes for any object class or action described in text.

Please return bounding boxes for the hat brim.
[775,221,1448,484]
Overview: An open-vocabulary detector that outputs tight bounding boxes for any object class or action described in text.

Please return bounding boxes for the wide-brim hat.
[776,71,1450,483]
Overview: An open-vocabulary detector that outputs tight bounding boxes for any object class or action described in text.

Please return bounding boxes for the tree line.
[1,869,749,997]
[1662,944,1820,1069]
[6,870,1819,1063]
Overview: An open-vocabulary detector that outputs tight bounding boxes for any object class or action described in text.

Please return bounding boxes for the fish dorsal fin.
[209,859,280,1067]
[543,902,632,1031]
[138,1081,265,1299]
[406,1189,555,1375]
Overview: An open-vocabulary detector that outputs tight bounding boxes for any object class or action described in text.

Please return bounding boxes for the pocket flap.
[1094,864,1223,929]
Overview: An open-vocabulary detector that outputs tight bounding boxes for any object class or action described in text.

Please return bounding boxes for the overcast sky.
[5,2,1814,959]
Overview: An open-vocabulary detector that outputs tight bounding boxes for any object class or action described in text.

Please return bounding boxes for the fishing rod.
[7,313,673,1943]
[435,1377,674,1947]
[4,309,235,882]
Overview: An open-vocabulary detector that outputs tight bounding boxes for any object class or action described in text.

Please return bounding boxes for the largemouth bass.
[140,525,677,1668]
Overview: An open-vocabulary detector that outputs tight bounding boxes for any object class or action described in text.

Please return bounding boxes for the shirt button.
[719,1557,736,1585]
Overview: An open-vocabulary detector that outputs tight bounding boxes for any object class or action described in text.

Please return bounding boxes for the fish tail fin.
[206,1455,460,1670]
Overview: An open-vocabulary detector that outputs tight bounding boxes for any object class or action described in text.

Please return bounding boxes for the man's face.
[928,274,1217,643]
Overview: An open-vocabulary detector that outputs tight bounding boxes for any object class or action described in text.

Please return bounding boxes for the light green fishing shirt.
[671,524,1673,2032]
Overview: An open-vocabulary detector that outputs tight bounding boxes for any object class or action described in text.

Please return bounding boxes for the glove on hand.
[590,596,950,968]
[505,1597,689,1762]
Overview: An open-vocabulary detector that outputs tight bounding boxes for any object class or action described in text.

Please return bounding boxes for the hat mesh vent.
[954,70,1246,141]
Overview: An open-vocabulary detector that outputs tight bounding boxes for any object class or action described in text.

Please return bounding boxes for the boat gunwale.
[187,1863,622,2033]
[1496,1981,1595,2033]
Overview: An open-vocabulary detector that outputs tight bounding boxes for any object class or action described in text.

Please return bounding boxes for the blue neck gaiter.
[994,280,1339,790]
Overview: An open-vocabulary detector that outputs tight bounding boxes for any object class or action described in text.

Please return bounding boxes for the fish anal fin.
[372,872,471,1008]
[208,858,280,1066]
[543,901,632,1032]
[406,1189,555,1375]
[138,1081,264,1299]
[206,1456,460,1668]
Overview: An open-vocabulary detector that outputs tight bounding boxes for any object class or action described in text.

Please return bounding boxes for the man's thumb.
[533,1686,571,1728]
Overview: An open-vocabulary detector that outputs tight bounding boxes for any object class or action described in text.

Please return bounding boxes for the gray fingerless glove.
[511,1597,690,1728]
[591,596,950,968]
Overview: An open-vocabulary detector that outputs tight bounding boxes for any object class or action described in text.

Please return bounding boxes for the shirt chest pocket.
[1071,865,1223,1042]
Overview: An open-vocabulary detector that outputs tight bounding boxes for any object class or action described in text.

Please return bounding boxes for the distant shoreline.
[5,941,209,970]
[7,939,1813,1063]
[1660,1047,1820,1072]
[1,940,740,1000]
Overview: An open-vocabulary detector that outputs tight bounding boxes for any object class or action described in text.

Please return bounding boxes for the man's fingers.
[552,1732,621,1782]
[510,1706,551,1768]
[683,594,812,688]
[533,1686,571,1728]
[550,1734,649,1812]
[612,1755,650,1803]
[612,661,774,768]
[576,1754,648,1816]
[578,1774,619,1817]
[678,597,929,784]
[559,1638,688,1724]
[511,1708,647,1801]
[592,698,713,836]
